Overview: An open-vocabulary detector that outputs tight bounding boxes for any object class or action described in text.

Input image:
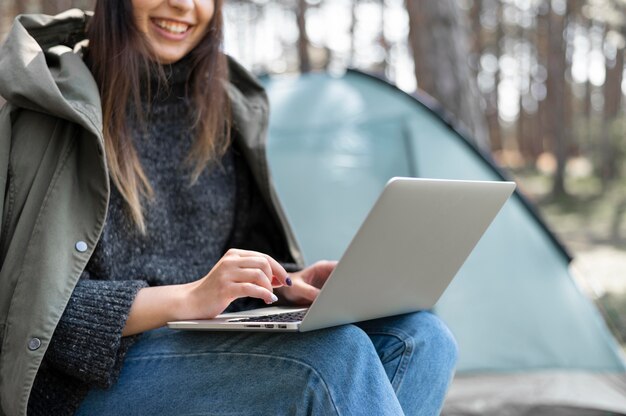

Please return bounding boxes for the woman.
[0,1,458,415]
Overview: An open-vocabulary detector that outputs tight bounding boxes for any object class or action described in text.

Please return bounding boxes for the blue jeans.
[76,312,457,415]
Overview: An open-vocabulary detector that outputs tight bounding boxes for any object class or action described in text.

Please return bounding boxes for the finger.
[236,257,273,284]
[270,275,289,288]
[313,260,338,275]
[293,280,320,304]
[229,249,289,285]
[236,257,285,288]
[233,269,274,293]
[232,282,278,305]
[221,255,274,286]
[302,260,337,288]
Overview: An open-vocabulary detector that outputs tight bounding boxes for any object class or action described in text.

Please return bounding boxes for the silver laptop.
[168,177,515,332]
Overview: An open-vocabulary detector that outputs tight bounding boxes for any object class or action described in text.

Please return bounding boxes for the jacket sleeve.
[43,274,148,388]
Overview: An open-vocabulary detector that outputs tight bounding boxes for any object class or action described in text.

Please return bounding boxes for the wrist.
[123,284,194,336]
[170,282,197,321]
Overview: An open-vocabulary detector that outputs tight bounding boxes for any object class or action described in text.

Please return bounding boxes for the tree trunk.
[547,1,569,198]
[43,0,72,14]
[379,0,390,74]
[405,0,490,151]
[74,0,95,10]
[583,17,594,155]
[517,5,532,162]
[349,0,358,67]
[610,197,626,244]
[1,0,18,41]
[472,0,503,153]
[469,0,482,57]
[489,0,503,153]
[600,28,625,184]
[534,1,550,159]
[296,0,311,73]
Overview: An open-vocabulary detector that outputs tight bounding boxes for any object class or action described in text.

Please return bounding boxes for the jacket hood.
[0,9,102,137]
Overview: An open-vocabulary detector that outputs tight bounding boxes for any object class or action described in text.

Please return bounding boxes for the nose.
[168,0,194,11]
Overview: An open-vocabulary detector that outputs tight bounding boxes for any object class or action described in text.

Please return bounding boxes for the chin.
[149,43,190,64]
[155,53,186,64]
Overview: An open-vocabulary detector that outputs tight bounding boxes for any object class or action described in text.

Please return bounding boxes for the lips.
[151,18,192,35]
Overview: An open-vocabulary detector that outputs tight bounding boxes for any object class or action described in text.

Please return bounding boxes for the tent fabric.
[261,70,626,413]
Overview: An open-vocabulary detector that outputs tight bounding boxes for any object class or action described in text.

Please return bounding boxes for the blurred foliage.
[514,167,626,248]
[599,292,626,345]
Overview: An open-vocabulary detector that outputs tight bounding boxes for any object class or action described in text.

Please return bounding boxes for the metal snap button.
[28,338,41,351]
[75,241,88,253]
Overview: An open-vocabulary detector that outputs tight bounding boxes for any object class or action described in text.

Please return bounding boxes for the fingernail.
[271,293,278,303]
[286,277,292,286]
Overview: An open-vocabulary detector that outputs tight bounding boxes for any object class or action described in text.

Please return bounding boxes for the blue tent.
[262,70,626,415]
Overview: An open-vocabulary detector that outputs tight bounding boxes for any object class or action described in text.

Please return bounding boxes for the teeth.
[153,19,189,34]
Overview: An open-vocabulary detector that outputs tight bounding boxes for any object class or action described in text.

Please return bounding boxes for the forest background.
[2,0,626,345]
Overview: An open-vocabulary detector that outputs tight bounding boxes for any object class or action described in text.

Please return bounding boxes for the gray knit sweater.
[27,58,272,415]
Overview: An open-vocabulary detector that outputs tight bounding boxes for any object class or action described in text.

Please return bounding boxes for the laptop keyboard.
[230,310,307,323]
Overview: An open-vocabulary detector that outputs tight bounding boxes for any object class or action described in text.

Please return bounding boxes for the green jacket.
[0,9,304,416]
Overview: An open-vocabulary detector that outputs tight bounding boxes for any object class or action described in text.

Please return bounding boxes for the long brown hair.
[87,0,230,234]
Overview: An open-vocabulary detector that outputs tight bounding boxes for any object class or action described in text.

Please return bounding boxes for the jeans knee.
[297,325,403,414]
[408,312,458,374]
[433,316,458,371]
[317,324,375,356]
[303,324,381,376]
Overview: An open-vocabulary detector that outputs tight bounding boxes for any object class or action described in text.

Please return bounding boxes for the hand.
[181,248,290,319]
[275,260,337,305]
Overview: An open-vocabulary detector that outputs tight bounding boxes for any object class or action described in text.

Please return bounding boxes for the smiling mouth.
[151,18,191,35]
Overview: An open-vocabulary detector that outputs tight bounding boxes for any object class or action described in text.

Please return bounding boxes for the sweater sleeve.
[44,277,149,388]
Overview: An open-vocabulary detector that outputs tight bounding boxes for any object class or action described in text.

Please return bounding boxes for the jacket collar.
[0,9,102,138]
